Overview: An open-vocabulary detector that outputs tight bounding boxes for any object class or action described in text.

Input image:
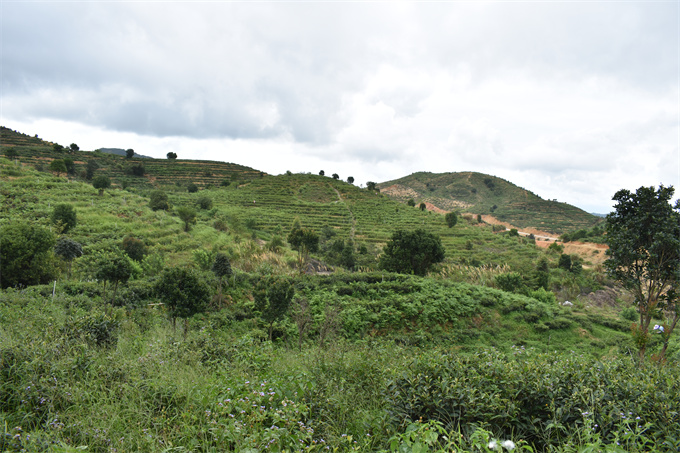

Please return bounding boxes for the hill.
[378,171,602,234]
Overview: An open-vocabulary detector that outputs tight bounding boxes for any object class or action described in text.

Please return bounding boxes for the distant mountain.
[98,148,152,159]
[378,171,601,234]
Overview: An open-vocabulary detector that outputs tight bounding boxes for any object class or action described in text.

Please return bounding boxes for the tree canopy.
[51,203,77,233]
[0,223,56,288]
[92,175,111,195]
[149,190,169,211]
[155,267,210,335]
[254,276,295,340]
[379,229,445,276]
[605,185,680,358]
[176,206,197,232]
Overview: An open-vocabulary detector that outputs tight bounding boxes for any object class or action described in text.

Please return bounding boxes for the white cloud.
[1,1,678,214]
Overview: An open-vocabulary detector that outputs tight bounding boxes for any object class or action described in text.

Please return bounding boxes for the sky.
[2,1,679,214]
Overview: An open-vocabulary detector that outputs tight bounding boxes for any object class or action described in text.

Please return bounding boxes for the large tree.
[0,223,56,288]
[379,229,445,276]
[254,276,295,341]
[176,206,197,232]
[95,249,134,305]
[605,185,680,359]
[92,175,111,195]
[154,267,210,337]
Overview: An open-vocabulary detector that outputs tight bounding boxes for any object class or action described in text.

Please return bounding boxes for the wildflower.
[488,439,499,450]
[653,324,665,332]
[501,440,516,451]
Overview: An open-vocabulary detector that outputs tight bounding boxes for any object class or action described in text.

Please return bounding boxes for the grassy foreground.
[1,286,679,453]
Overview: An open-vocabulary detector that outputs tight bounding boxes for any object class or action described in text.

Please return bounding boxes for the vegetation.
[92,174,111,195]
[1,126,679,452]
[379,171,601,234]
[379,229,445,276]
[605,185,680,359]
[51,203,77,233]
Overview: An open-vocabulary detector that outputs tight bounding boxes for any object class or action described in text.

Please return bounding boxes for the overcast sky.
[2,1,678,214]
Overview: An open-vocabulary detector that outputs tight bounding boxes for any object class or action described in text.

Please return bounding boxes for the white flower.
[501,440,516,451]
[653,325,665,332]
[488,439,499,451]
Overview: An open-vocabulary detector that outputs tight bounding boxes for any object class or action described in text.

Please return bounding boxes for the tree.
[49,159,67,176]
[149,190,169,211]
[366,181,379,192]
[54,237,83,278]
[0,223,56,288]
[445,212,458,228]
[154,267,211,337]
[129,163,145,176]
[197,196,213,210]
[63,158,75,175]
[187,183,199,193]
[319,170,325,176]
[52,143,64,153]
[419,202,426,211]
[254,276,295,341]
[122,236,147,262]
[407,199,416,207]
[167,152,177,160]
[347,176,354,184]
[92,175,111,195]
[51,203,77,233]
[287,226,319,254]
[332,173,339,180]
[212,252,233,306]
[5,148,18,159]
[95,249,134,305]
[379,229,445,276]
[126,149,134,159]
[605,185,680,359]
[70,143,80,152]
[86,160,99,180]
[176,206,197,232]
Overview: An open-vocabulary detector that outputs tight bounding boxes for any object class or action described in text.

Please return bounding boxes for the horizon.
[2,2,679,214]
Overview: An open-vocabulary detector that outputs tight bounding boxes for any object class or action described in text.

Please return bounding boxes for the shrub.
[0,223,56,288]
[620,306,638,322]
[51,203,77,233]
[149,190,169,211]
[197,196,213,210]
[495,272,524,293]
[122,236,147,262]
[187,183,199,193]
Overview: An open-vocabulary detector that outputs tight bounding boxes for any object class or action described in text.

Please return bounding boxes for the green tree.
[605,185,680,359]
[0,223,56,288]
[445,212,458,228]
[212,252,233,306]
[52,143,64,153]
[254,276,295,341]
[69,143,79,152]
[197,196,213,210]
[187,183,199,193]
[366,181,378,191]
[92,175,111,195]
[347,176,354,184]
[287,226,319,254]
[167,152,177,160]
[5,148,18,159]
[126,149,134,159]
[176,206,197,232]
[95,249,134,304]
[558,253,572,271]
[407,198,416,207]
[319,170,325,176]
[379,229,445,276]
[54,237,83,278]
[63,158,75,175]
[122,236,147,262]
[332,173,339,180]
[129,163,145,176]
[154,267,210,336]
[86,160,99,180]
[149,190,169,211]
[419,202,426,211]
[51,203,77,233]
[49,159,67,176]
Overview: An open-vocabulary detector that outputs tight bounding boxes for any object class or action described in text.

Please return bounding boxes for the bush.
[0,223,56,288]
[51,203,77,233]
[149,190,169,211]
[197,196,213,210]
[187,183,199,193]
[495,272,524,293]
[122,236,147,262]
[620,306,638,322]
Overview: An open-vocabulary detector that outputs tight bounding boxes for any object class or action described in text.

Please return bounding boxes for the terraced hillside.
[1,126,263,189]
[378,171,601,234]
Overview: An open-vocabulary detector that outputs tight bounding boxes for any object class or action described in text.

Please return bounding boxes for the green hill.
[378,171,601,234]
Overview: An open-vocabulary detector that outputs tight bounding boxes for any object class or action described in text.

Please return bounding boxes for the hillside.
[378,171,602,234]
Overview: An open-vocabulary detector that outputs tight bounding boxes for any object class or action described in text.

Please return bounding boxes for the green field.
[1,126,678,452]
